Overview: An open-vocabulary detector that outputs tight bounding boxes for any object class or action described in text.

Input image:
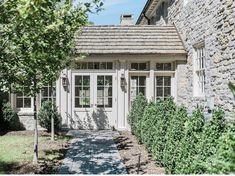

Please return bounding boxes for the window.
[194,46,206,97]
[155,76,171,100]
[131,63,148,70]
[16,92,31,108]
[74,76,90,108]
[130,76,146,103]
[156,63,172,71]
[76,62,113,70]
[97,76,112,108]
[41,84,56,104]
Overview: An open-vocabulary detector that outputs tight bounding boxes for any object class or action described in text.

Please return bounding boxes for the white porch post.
[149,60,155,102]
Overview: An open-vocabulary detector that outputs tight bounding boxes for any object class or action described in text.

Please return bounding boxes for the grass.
[0,133,72,174]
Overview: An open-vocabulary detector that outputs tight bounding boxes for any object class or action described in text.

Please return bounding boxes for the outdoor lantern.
[61,74,68,87]
[120,73,125,87]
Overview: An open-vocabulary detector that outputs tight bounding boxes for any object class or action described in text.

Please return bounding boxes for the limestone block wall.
[168,0,235,115]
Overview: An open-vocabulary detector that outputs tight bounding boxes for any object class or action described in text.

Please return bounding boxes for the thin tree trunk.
[33,92,38,164]
[51,82,55,141]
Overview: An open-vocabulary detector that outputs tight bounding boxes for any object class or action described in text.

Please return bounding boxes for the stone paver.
[59,130,127,174]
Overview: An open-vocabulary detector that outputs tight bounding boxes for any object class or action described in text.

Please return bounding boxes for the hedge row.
[128,94,235,174]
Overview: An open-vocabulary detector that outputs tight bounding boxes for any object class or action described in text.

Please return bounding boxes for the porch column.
[149,60,155,102]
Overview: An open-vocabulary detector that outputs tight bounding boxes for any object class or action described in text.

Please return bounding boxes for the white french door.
[72,73,115,130]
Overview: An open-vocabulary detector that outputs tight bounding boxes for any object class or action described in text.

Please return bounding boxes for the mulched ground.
[1,130,71,174]
[113,131,165,174]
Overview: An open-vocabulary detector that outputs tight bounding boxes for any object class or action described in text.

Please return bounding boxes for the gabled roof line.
[136,0,154,25]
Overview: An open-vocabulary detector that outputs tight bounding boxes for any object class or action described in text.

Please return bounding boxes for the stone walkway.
[59,130,127,174]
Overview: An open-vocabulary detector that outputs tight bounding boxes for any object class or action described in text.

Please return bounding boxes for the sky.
[87,0,148,25]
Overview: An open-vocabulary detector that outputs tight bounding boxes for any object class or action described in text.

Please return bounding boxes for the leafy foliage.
[163,106,188,173]
[1,102,23,131]
[128,96,234,174]
[38,101,61,132]
[127,93,148,142]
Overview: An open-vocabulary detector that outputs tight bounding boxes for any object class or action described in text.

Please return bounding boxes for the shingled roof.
[75,25,186,55]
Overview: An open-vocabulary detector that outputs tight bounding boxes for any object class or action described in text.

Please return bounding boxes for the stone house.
[1,0,234,130]
[137,0,235,116]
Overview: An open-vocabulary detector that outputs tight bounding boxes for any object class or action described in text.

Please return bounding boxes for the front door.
[72,73,115,130]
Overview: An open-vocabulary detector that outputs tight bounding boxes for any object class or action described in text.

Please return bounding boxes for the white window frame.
[155,75,173,101]
[15,92,33,111]
[40,84,56,106]
[193,45,206,97]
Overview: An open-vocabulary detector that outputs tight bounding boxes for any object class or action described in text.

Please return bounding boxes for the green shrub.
[38,101,61,132]
[174,107,205,174]
[127,93,148,141]
[2,102,23,131]
[163,106,188,173]
[151,98,176,162]
[140,102,160,151]
[191,108,227,173]
[205,125,235,174]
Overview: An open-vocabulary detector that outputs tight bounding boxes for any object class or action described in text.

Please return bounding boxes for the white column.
[149,60,155,102]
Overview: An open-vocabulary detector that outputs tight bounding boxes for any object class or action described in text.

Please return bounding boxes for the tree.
[0,0,103,163]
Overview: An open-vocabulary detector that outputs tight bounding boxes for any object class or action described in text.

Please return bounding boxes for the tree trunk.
[33,92,38,164]
[51,82,55,141]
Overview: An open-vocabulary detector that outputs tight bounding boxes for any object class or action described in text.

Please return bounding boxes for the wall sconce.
[120,73,125,87]
[61,74,68,87]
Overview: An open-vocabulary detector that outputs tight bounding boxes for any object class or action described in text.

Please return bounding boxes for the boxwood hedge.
[127,94,235,174]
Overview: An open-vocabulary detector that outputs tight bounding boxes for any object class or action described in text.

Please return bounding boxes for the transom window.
[76,62,113,70]
[156,63,172,71]
[155,76,171,100]
[130,76,146,103]
[74,76,90,108]
[97,76,112,108]
[194,46,206,96]
[131,63,148,70]
[16,92,31,108]
[41,84,56,104]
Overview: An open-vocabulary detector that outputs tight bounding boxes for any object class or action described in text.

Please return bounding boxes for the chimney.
[120,14,134,25]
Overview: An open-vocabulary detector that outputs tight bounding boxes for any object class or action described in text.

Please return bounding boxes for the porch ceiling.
[75,25,187,55]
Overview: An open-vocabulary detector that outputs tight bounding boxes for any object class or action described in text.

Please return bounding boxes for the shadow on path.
[59,130,127,174]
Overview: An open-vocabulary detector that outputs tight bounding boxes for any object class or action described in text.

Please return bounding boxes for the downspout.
[142,12,151,25]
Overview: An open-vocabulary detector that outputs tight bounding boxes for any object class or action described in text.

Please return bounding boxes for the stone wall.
[168,0,235,115]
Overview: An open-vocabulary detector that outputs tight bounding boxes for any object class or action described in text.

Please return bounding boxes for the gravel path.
[113,131,165,174]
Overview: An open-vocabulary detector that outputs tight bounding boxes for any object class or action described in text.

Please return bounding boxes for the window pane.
[83,76,90,86]
[48,86,52,96]
[75,76,82,85]
[83,98,90,107]
[16,98,23,108]
[107,62,113,69]
[94,62,99,69]
[139,87,146,96]
[83,87,90,97]
[164,77,171,86]
[131,63,138,70]
[97,87,104,97]
[97,76,104,86]
[41,87,48,97]
[100,62,106,69]
[75,98,82,108]
[81,63,87,69]
[88,62,94,69]
[105,76,112,86]
[75,87,82,96]
[97,98,104,107]
[157,87,163,97]
[164,63,172,70]
[164,87,171,97]
[156,63,164,70]
[139,63,147,70]
[139,76,146,86]
[108,87,112,96]
[131,77,138,87]
[107,98,112,108]
[24,98,31,108]
[156,76,163,86]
